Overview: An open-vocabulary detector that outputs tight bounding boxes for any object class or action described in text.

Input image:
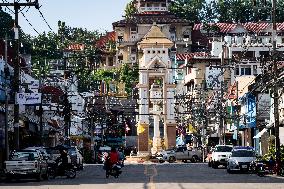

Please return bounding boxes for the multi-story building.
[182,22,284,149]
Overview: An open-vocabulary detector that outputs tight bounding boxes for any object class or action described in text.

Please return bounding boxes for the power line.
[2,0,39,35]
[20,11,40,35]
[37,7,53,31]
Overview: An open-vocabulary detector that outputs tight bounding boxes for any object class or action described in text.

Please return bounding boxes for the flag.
[137,123,145,134]
[187,124,197,134]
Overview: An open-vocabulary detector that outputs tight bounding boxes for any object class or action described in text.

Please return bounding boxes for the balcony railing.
[139,7,167,12]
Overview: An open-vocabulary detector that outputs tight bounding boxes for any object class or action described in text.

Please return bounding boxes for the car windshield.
[232,150,255,157]
[214,146,232,152]
[10,152,39,161]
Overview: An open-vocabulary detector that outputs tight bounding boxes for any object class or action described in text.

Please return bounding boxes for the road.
[1,163,284,189]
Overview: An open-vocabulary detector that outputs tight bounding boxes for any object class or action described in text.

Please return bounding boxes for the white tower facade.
[137,23,177,155]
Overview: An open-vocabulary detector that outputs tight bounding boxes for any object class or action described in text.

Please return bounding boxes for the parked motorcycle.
[250,160,273,177]
[47,160,76,179]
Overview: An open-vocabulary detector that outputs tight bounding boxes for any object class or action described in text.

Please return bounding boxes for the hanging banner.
[16,93,41,105]
[205,67,223,90]
[108,81,117,94]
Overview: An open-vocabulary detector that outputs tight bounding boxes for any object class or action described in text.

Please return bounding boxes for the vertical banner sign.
[205,67,223,90]
[108,81,117,94]
[117,82,125,96]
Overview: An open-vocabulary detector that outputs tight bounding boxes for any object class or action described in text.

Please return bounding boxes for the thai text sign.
[16,93,41,105]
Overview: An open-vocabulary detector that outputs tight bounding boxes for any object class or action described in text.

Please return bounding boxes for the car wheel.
[169,156,176,163]
[191,155,198,163]
[212,162,218,169]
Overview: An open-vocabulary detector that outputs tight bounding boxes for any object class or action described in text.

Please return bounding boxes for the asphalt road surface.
[1,163,284,189]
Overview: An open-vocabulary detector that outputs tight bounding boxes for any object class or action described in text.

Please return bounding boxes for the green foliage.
[170,0,284,23]
[117,63,139,94]
[169,0,206,23]
[262,144,284,162]
[124,0,137,19]
[91,63,139,95]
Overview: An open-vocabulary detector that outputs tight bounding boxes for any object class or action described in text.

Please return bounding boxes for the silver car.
[227,147,256,173]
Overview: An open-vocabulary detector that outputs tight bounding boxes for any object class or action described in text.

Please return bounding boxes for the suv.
[210,145,233,169]
[227,146,256,173]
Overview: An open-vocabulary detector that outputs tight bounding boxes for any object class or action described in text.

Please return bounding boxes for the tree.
[124,0,137,19]
[200,1,218,24]
[0,7,14,39]
[169,0,206,23]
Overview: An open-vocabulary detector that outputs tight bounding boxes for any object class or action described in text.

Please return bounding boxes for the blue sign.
[239,93,256,129]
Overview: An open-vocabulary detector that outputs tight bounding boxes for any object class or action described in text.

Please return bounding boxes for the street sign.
[16,93,41,105]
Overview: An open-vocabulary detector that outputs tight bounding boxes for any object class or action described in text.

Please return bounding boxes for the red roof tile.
[96,31,116,49]
[193,22,284,33]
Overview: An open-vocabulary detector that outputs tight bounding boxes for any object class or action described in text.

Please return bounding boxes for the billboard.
[205,67,223,90]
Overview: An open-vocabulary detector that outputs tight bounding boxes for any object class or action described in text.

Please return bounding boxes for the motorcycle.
[105,163,122,178]
[250,160,273,177]
[47,160,77,179]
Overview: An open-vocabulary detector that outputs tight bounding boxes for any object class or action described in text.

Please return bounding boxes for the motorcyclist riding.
[57,150,69,171]
[105,147,120,178]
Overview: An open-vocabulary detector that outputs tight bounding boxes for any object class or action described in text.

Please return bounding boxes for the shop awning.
[253,128,267,139]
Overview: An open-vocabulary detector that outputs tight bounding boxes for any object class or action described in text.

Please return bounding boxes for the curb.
[266,174,284,179]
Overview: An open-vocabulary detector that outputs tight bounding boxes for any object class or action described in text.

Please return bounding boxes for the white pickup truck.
[157,146,202,163]
[4,149,48,181]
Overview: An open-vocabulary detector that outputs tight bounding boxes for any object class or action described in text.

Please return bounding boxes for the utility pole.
[0,0,39,150]
[4,34,9,160]
[236,81,240,146]
[271,0,281,175]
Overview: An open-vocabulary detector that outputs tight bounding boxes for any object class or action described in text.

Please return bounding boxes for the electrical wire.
[37,7,53,31]
[20,11,40,35]
[2,0,39,35]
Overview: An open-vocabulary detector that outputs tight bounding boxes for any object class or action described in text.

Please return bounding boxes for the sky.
[3,0,131,36]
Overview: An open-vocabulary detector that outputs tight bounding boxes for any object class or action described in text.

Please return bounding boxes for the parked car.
[4,149,48,181]
[211,145,233,168]
[68,146,83,170]
[156,149,176,163]
[157,146,202,163]
[175,146,202,163]
[227,146,256,173]
[24,147,50,160]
